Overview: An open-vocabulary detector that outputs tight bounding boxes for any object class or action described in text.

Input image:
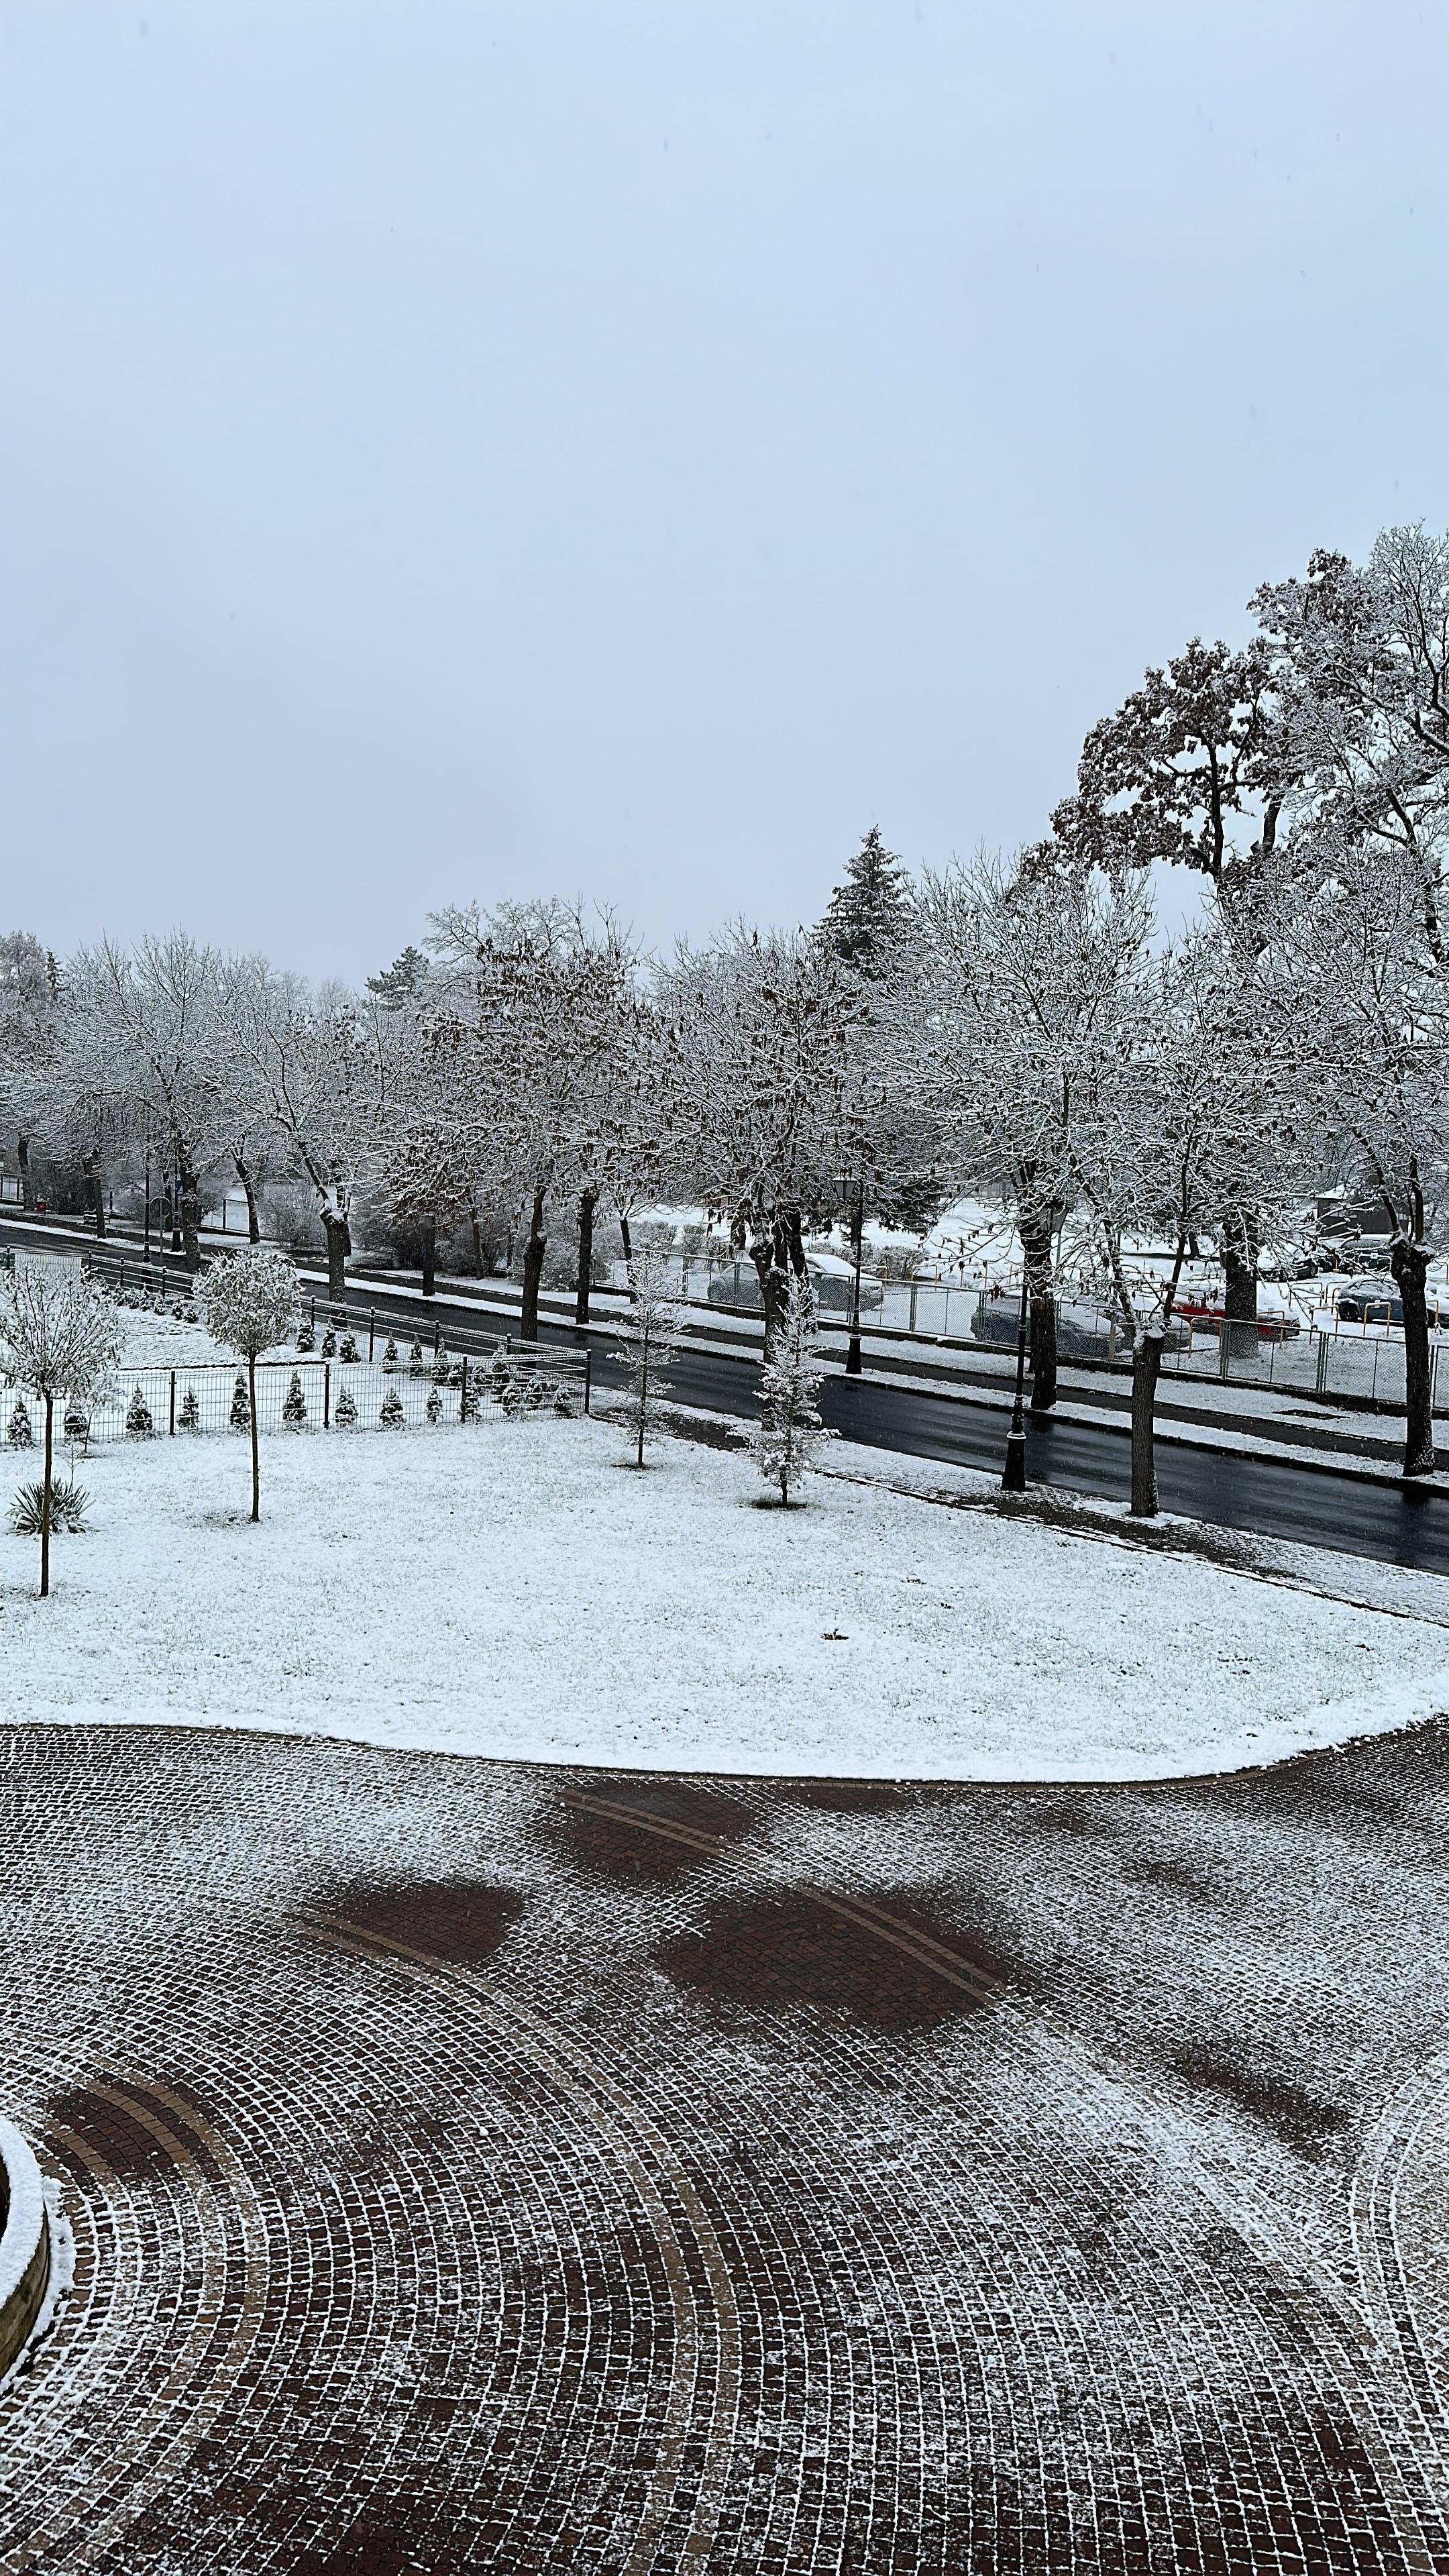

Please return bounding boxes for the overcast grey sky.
[3,2,1446,978]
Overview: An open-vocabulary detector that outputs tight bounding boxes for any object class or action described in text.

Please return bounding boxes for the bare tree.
[0,1263,121,1595]
[198,1246,301,1520]
[612,1246,684,1465]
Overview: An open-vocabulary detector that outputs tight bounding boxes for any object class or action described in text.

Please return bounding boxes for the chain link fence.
[4,1354,588,1450]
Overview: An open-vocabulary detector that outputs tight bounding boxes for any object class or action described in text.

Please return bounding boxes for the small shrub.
[459,1368,480,1424]
[297,1323,316,1354]
[229,1370,251,1431]
[125,1384,155,1438]
[170,1301,184,1320]
[320,1328,337,1359]
[382,1338,398,1373]
[553,1385,576,1417]
[282,1370,308,1428]
[432,1350,450,1386]
[408,1338,425,1376]
[425,1387,443,1424]
[523,1374,545,1410]
[380,1385,405,1427]
[339,1332,360,1364]
[10,1479,89,1536]
[63,1399,91,1448]
[334,1383,358,1428]
[448,1357,465,1387]
[177,1387,201,1432]
[8,1397,34,1448]
[184,1305,199,1324]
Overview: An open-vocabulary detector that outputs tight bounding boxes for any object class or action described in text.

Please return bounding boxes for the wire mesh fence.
[2,1350,588,1452]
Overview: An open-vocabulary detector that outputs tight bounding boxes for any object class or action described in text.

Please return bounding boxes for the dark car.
[706,1258,885,1316]
[1335,1282,1405,1328]
[971,1293,1186,1360]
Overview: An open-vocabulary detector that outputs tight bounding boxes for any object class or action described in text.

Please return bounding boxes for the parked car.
[971,1293,1187,1360]
[706,1254,885,1316]
[1334,1282,1403,1328]
[1172,1295,1302,1342]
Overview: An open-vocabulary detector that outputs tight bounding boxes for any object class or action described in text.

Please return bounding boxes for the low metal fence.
[2,1350,587,1450]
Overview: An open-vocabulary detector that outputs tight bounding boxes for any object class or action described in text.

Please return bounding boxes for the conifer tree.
[820,827,913,976]
[744,1272,835,1505]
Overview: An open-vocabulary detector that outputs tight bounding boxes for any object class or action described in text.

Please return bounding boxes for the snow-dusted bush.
[339,1332,360,1364]
[8,1397,33,1449]
[62,1399,90,1450]
[282,1371,308,1428]
[334,1383,358,1428]
[460,1365,480,1424]
[380,1385,405,1427]
[198,1246,301,1522]
[11,1477,87,1536]
[382,1338,398,1373]
[612,1248,683,1467]
[743,1273,835,1506]
[426,1387,443,1424]
[229,1371,250,1431]
[177,1387,200,1432]
[297,1322,316,1354]
[431,1350,450,1386]
[125,1385,155,1438]
[320,1327,337,1359]
[408,1338,425,1377]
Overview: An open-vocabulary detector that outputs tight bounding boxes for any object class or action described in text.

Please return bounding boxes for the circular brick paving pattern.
[1,1722,1448,2570]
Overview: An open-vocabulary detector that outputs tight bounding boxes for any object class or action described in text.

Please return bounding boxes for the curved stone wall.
[0,2114,52,2381]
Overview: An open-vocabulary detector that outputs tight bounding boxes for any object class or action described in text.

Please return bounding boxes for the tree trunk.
[84,1151,106,1240]
[521,1186,547,1343]
[178,1158,201,1274]
[1129,1335,1164,1518]
[40,1389,53,1599]
[17,1134,32,1211]
[751,1220,792,1346]
[1392,1238,1436,1478]
[575,1186,598,1326]
[235,1154,261,1242]
[1222,1212,1259,1367]
[1019,1205,1057,1413]
[469,1204,484,1277]
[248,1353,260,1522]
[421,1216,437,1299]
[322,1210,350,1304]
[619,1212,633,1287]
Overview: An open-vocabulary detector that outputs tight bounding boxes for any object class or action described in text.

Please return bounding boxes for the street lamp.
[1000,1271,1030,1493]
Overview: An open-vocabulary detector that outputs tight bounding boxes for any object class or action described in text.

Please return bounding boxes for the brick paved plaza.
[1,1719,1448,2572]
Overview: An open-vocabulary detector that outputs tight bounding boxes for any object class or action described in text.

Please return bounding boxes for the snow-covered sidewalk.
[3,1415,1447,1781]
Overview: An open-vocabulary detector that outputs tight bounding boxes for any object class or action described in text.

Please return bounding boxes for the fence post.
[433,1317,441,1357]
[310,1297,316,1335]
[908,1280,918,1334]
[369,1308,375,1362]
[169,1371,176,1435]
[584,1351,592,1415]
[1316,1328,1330,1397]
[324,1362,331,1430]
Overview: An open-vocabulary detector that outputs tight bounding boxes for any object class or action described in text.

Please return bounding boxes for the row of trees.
[3,522,1447,1511]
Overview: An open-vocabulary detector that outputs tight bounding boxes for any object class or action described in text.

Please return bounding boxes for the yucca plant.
[11,1478,89,1536]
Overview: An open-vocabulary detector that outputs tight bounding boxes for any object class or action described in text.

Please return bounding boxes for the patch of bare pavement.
[2,1724,1448,2571]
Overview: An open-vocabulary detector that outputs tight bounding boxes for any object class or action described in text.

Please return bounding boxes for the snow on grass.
[2,1416,1447,1782]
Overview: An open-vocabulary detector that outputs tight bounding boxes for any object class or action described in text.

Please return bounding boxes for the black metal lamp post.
[1000,1271,1030,1492]
[845,1173,866,1377]
[142,1107,152,1266]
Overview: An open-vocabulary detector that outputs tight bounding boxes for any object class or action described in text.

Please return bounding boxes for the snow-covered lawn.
[2,1417,1447,1781]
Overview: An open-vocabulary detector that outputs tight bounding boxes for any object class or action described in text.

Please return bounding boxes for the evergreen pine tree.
[8,1395,33,1448]
[459,1361,480,1424]
[820,826,912,975]
[125,1383,155,1438]
[408,1338,425,1376]
[743,1273,836,1505]
[282,1369,308,1428]
[339,1332,360,1364]
[382,1337,398,1373]
[425,1387,443,1424]
[380,1384,405,1426]
[334,1383,358,1428]
[320,1327,337,1358]
[63,1398,91,1448]
[229,1369,251,1432]
[177,1387,200,1431]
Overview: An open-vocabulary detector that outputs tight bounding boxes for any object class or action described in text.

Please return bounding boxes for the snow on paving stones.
[3,1415,1447,1779]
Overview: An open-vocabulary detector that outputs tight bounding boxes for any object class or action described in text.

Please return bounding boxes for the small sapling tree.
[612,1247,684,1467]
[199,1246,301,1522]
[745,1271,835,1506]
[0,1263,121,1597]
